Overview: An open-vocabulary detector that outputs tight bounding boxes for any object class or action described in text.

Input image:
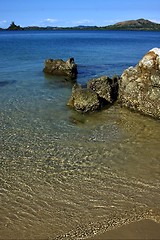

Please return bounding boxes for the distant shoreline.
[1,28,160,32]
[1,18,160,31]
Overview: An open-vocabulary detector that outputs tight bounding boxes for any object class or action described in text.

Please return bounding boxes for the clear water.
[0,30,160,239]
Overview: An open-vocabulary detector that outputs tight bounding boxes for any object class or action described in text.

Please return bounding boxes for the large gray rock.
[118,48,160,119]
[43,58,78,80]
[87,75,119,103]
[67,84,101,113]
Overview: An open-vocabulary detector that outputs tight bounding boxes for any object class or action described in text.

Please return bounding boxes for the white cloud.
[149,19,160,24]
[73,19,93,25]
[0,20,7,26]
[38,18,58,27]
[44,18,57,23]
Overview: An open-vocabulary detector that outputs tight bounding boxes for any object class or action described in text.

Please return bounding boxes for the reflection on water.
[0,98,160,239]
[44,72,77,88]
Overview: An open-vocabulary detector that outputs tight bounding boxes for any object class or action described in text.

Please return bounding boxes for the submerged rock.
[118,48,160,119]
[67,75,120,113]
[67,84,101,113]
[43,58,78,80]
[87,75,119,103]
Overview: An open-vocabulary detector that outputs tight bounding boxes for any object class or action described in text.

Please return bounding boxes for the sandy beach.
[87,220,160,240]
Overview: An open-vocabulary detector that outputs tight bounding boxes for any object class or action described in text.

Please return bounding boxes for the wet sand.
[87,220,160,239]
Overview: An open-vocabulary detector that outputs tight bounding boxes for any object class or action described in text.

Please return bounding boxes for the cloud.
[38,18,58,26]
[72,19,93,25]
[44,18,58,23]
[149,19,160,24]
[0,20,7,26]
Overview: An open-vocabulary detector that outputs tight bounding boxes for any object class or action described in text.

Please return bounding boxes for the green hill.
[101,19,160,31]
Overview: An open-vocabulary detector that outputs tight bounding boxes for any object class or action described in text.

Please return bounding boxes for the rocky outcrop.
[43,58,78,80]
[67,84,101,113]
[66,48,160,117]
[67,75,119,113]
[87,75,119,103]
[118,48,160,119]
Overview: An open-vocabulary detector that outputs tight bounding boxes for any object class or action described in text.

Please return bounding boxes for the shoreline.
[1,29,160,32]
[1,19,160,31]
[86,220,160,240]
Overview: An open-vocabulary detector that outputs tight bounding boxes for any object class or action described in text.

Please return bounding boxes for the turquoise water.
[0,30,160,239]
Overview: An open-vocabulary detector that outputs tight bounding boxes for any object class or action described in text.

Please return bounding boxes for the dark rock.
[87,75,119,103]
[118,48,160,119]
[67,84,101,113]
[43,58,78,80]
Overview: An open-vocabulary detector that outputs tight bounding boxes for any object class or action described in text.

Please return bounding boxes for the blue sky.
[0,0,160,28]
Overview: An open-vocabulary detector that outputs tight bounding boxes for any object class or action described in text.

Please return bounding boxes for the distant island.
[1,19,160,31]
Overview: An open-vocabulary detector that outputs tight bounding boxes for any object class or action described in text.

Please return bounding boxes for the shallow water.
[0,30,160,239]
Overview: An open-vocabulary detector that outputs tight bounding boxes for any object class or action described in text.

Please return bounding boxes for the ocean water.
[0,30,160,239]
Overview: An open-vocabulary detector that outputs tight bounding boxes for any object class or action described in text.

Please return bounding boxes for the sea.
[0,30,160,239]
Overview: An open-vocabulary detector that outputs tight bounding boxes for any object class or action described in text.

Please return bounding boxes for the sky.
[0,0,160,28]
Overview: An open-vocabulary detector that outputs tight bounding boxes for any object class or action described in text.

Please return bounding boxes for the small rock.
[43,58,78,80]
[67,84,101,113]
